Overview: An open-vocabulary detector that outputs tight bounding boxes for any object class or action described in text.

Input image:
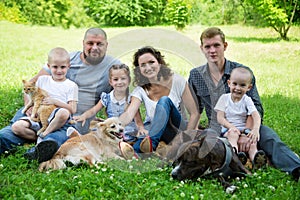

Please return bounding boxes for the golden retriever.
[38,117,124,171]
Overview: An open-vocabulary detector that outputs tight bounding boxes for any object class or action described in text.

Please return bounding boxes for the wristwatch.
[243,128,251,135]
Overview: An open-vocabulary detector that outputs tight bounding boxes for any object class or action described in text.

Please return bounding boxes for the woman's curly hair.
[133,46,172,89]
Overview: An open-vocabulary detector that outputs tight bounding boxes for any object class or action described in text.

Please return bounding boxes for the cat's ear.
[22,80,26,84]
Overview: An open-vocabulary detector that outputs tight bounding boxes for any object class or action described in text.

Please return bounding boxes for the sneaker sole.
[253,150,267,170]
[119,142,136,160]
[237,152,248,165]
[36,140,59,163]
[140,136,153,153]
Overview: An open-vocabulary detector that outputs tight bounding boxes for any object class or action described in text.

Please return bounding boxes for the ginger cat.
[21,80,57,135]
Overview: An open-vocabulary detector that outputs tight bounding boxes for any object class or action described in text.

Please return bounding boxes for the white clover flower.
[235,177,240,181]
[110,175,114,180]
[101,168,107,172]
[42,189,46,193]
[0,164,3,168]
[199,194,204,199]
[243,183,248,188]
[129,165,133,169]
[78,181,82,184]
[180,192,185,197]
[268,185,275,191]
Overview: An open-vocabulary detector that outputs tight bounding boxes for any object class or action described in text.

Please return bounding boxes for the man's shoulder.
[103,55,122,65]
[69,51,81,60]
[190,64,206,75]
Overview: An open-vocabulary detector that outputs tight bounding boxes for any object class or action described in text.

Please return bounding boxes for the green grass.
[0,21,300,199]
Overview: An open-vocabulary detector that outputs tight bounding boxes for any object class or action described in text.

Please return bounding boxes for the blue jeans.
[258,125,300,174]
[0,107,72,154]
[133,96,187,153]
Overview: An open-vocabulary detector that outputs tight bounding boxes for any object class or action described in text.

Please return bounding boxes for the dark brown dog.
[165,129,251,194]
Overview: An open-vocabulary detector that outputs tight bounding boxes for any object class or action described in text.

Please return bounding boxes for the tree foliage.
[84,0,167,26]
[0,0,299,37]
[164,0,190,30]
[242,0,299,40]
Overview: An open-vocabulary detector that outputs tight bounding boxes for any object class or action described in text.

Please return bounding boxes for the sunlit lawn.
[0,21,299,199]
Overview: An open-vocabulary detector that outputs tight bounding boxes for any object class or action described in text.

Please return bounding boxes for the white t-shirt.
[131,73,186,123]
[214,93,257,130]
[36,75,78,104]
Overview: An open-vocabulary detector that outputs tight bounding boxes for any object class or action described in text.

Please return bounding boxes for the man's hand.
[238,134,252,152]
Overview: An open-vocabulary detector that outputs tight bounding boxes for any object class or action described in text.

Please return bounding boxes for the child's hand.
[227,126,241,135]
[42,97,56,105]
[73,115,87,126]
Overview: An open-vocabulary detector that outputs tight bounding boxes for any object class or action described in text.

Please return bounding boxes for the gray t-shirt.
[43,51,121,133]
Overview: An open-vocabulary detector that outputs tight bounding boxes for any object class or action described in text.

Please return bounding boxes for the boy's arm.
[217,110,237,131]
[43,98,76,114]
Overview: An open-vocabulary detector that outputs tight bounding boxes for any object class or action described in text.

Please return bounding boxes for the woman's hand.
[137,127,148,137]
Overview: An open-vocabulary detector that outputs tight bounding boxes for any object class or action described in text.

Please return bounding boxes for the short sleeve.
[245,95,257,115]
[214,94,227,112]
[100,92,109,107]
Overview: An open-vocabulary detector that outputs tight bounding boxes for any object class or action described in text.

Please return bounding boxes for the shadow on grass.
[227,36,281,43]
[227,36,299,43]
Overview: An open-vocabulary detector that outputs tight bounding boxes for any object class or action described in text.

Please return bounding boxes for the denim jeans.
[133,96,186,153]
[0,107,72,154]
[258,125,300,174]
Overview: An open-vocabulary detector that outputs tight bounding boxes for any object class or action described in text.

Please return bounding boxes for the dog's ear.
[198,135,218,159]
[96,121,106,130]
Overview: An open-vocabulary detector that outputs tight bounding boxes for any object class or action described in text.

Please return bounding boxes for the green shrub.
[16,0,73,28]
[164,0,190,30]
[66,0,97,28]
[84,0,166,26]
[0,2,26,23]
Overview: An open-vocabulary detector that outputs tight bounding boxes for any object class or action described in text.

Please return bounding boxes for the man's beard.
[84,52,104,65]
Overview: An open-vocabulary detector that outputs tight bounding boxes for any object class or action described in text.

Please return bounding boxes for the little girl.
[73,64,144,142]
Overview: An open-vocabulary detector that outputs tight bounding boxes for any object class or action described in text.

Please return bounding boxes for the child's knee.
[56,109,70,121]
